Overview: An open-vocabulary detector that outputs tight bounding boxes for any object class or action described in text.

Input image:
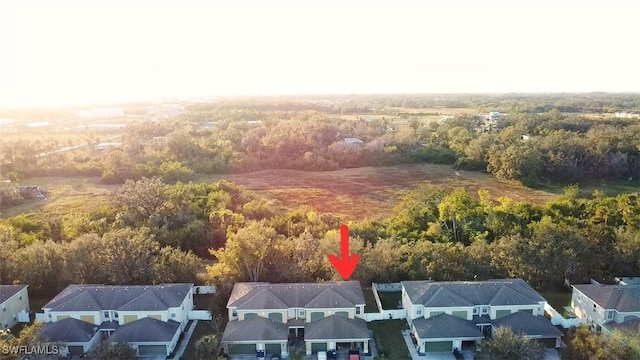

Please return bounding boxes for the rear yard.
[368,320,411,360]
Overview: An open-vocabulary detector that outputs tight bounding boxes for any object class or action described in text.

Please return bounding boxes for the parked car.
[317,351,327,360]
[348,349,360,360]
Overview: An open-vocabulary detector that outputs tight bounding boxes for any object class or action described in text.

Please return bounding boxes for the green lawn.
[368,320,411,360]
[540,291,573,318]
[363,287,380,313]
[377,292,402,310]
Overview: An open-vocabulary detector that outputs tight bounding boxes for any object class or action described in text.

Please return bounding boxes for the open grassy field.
[200,163,558,221]
[0,176,116,218]
[5,163,636,221]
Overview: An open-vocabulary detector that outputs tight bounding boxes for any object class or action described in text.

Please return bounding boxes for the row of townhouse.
[2,275,639,359]
[220,279,564,357]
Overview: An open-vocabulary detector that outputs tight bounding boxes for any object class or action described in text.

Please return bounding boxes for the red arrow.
[328,224,359,280]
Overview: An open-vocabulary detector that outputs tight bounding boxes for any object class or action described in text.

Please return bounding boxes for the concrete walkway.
[170,320,199,360]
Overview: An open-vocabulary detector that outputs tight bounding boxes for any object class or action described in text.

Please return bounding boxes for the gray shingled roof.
[40,318,99,343]
[402,279,545,307]
[492,312,563,338]
[304,315,370,340]
[222,316,288,342]
[413,314,484,339]
[43,283,192,312]
[109,318,181,343]
[0,285,27,303]
[227,281,365,310]
[604,318,640,334]
[573,284,640,312]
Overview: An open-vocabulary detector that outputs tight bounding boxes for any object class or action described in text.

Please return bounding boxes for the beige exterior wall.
[47,311,102,325]
[305,308,355,322]
[0,286,29,329]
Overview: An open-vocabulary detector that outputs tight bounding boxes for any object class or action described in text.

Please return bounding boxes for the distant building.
[26,121,53,128]
[75,108,125,119]
[94,142,122,150]
[147,104,184,120]
[615,112,640,119]
[342,137,364,145]
[489,112,501,121]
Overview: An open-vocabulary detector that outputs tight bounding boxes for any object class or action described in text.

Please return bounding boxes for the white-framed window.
[481,306,489,314]
[416,308,422,315]
[232,309,237,317]
[606,310,613,320]
[356,307,361,315]
[19,295,22,301]
[114,312,119,319]
[171,313,176,318]
[473,306,479,315]
[103,311,109,318]
[593,304,597,312]
[299,309,305,317]
[48,313,51,319]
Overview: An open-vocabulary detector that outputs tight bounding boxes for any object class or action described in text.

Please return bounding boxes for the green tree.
[194,334,221,360]
[562,325,636,360]
[85,341,137,360]
[208,220,279,282]
[476,327,544,360]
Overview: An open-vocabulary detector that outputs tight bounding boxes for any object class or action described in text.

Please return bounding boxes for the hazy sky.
[0,0,639,107]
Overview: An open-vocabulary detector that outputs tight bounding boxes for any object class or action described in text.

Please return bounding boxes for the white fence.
[364,309,406,322]
[373,282,402,292]
[34,313,47,323]
[544,303,585,328]
[194,285,215,294]
[189,310,212,320]
[367,282,406,322]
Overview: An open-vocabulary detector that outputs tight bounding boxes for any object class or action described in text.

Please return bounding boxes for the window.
[356,307,361,315]
[416,309,422,315]
[19,295,22,301]
[114,312,119,319]
[606,311,613,320]
[593,304,597,312]
[48,314,51,319]
[232,310,237,317]
[299,309,305,316]
[103,311,109,318]
[171,313,176,318]
[2,307,5,312]
[473,306,479,314]
[482,306,489,314]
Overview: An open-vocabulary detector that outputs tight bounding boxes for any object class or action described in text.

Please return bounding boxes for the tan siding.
[123,315,137,324]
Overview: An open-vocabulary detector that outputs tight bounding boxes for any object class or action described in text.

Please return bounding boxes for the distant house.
[94,142,122,150]
[614,112,640,119]
[342,137,364,145]
[75,108,125,119]
[571,282,640,335]
[39,283,196,358]
[402,279,562,354]
[222,281,370,357]
[0,285,30,330]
